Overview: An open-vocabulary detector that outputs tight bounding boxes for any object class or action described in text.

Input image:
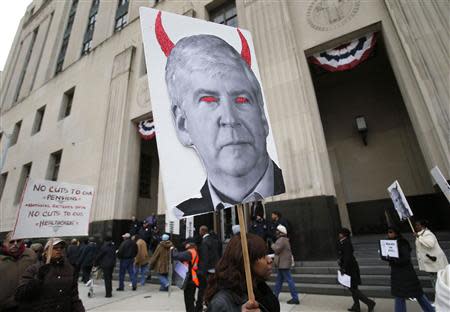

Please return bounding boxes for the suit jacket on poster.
[177,160,285,217]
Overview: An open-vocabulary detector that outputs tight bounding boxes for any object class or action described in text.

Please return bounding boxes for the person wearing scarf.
[0,232,36,312]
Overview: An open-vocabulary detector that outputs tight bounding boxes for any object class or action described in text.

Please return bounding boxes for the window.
[81,0,100,56]
[15,162,32,204]
[15,28,38,102]
[60,87,75,119]
[209,1,237,27]
[0,172,7,200]
[55,0,79,74]
[10,120,22,146]
[114,0,129,32]
[47,150,63,181]
[32,105,46,134]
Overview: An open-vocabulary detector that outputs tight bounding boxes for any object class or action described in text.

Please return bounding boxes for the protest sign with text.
[380,239,399,258]
[13,178,94,239]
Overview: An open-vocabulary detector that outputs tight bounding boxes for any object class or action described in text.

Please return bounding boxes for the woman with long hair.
[205,233,279,312]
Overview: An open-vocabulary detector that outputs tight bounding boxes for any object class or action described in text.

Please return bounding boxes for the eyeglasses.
[8,239,23,245]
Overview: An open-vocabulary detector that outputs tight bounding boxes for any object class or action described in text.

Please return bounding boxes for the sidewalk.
[79,281,423,311]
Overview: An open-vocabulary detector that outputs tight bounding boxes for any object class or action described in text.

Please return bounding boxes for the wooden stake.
[237,203,255,302]
[46,237,54,264]
[407,218,416,234]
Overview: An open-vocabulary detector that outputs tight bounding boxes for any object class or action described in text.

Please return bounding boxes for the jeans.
[274,268,299,301]
[119,258,136,289]
[394,294,435,312]
[158,273,169,288]
[134,264,149,286]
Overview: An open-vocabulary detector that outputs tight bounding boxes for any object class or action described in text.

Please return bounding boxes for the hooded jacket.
[149,240,173,274]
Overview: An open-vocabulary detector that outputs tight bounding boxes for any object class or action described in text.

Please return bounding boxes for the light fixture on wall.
[355,115,368,146]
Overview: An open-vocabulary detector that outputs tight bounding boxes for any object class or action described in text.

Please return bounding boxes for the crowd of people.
[1,214,449,312]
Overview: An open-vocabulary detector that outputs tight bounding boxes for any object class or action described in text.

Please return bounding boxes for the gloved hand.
[37,264,52,280]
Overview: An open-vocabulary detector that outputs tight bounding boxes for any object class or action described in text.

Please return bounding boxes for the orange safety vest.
[186,248,199,287]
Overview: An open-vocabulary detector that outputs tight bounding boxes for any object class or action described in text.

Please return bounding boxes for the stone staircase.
[266,232,450,298]
[112,232,450,298]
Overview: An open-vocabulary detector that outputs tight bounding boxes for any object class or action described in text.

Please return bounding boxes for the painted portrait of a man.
[140,10,285,218]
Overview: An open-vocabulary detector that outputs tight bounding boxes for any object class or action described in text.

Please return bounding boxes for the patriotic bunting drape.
[309,32,377,72]
[138,120,155,140]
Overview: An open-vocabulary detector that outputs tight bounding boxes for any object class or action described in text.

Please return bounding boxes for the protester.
[79,237,97,284]
[381,227,434,312]
[30,243,44,262]
[15,238,85,312]
[66,239,80,278]
[75,239,88,281]
[414,219,448,288]
[116,233,138,291]
[269,211,289,242]
[149,233,173,291]
[172,238,201,312]
[150,225,161,253]
[271,224,300,305]
[198,226,221,309]
[134,234,150,286]
[138,221,152,252]
[435,264,450,312]
[94,236,116,298]
[205,233,279,312]
[337,228,375,312]
[249,214,269,241]
[129,216,142,236]
[146,213,157,228]
[0,232,37,312]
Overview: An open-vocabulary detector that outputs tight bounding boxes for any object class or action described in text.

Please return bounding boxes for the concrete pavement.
[79,280,423,311]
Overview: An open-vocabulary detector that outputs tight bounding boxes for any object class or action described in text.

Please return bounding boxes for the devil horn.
[237,28,251,67]
[155,11,174,57]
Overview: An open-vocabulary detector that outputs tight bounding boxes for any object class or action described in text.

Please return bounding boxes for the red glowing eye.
[235,96,249,104]
[200,96,218,103]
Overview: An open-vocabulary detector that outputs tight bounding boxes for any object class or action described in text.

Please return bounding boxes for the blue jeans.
[134,264,149,286]
[158,273,169,288]
[119,258,136,289]
[274,269,299,301]
[394,294,435,312]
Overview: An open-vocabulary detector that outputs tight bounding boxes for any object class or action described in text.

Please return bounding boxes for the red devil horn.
[237,28,251,67]
[155,11,174,57]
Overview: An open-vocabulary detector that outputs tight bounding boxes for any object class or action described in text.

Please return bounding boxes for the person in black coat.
[94,236,116,298]
[382,227,435,312]
[79,237,97,283]
[66,239,80,279]
[116,233,138,291]
[338,228,375,312]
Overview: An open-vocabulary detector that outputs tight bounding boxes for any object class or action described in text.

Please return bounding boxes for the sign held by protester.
[387,180,413,221]
[139,9,285,222]
[430,166,450,203]
[13,178,94,239]
[379,239,399,258]
[185,216,194,239]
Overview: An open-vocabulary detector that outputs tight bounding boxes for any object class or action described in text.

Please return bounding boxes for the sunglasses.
[8,239,23,245]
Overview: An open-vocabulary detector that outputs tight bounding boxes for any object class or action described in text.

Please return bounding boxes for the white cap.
[44,238,65,250]
[122,233,131,238]
[232,225,240,235]
[276,225,287,235]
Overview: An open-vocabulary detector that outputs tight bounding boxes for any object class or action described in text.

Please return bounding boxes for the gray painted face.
[166,35,269,180]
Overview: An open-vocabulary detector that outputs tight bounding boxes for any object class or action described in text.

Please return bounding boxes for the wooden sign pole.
[46,237,54,264]
[237,203,255,302]
[407,218,416,234]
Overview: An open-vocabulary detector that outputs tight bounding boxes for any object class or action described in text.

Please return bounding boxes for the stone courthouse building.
[1,0,448,259]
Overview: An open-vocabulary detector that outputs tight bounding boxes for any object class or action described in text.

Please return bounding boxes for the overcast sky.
[0,1,31,71]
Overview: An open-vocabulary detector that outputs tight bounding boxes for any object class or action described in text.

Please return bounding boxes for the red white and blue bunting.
[138,120,155,140]
[309,32,377,72]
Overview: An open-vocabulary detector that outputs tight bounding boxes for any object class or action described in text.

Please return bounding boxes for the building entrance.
[309,34,446,234]
[137,138,159,220]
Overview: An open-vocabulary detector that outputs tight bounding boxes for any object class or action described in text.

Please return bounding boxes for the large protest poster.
[140,9,285,227]
[387,180,413,221]
[12,178,94,239]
